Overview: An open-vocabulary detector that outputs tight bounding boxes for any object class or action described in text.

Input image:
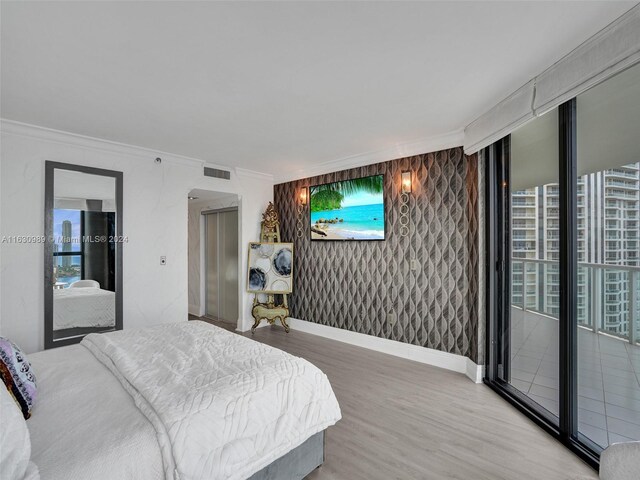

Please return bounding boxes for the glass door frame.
[484,99,601,468]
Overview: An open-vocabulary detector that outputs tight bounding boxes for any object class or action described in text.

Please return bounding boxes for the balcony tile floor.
[510,307,640,448]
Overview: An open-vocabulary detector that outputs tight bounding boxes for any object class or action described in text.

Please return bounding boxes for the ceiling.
[1,1,636,177]
[54,169,116,212]
[55,169,115,202]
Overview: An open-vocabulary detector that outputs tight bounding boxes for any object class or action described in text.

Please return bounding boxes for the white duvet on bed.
[53,287,115,330]
[27,345,164,480]
[81,321,341,480]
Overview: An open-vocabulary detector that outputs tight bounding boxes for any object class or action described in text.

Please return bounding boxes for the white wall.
[0,120,273,352]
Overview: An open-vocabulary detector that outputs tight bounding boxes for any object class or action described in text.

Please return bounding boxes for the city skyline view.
[53,209,81,248]
[511,161,639,339]
[53,209,81,283]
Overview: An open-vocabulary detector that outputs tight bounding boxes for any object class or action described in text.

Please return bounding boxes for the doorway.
[187,189,240,328]
[204,208,239,323]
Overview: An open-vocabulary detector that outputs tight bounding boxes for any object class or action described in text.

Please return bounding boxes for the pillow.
[0,381,32,480]
[0,337,37,419]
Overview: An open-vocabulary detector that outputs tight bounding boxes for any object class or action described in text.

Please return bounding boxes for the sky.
[341,190,384,208]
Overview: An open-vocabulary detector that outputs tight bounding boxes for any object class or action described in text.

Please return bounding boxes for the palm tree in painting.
[310,176,383,212]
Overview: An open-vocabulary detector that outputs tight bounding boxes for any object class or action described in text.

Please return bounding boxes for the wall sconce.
[401,171,412,194]
[399,171,412,237]
[296,187,308,238]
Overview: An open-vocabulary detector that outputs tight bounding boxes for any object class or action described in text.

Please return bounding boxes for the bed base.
[248,430,325,480]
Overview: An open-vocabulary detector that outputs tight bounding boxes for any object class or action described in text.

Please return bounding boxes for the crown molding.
[274,130,464,184]
[0,119,210,168]
[234,166,274,181]
[2,119,461,184]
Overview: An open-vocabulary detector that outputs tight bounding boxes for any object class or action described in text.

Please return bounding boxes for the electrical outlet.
[160,256,167,266]
[387,312,397,326]
[410,259,420,271]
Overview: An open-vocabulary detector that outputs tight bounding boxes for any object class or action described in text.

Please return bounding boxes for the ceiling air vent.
[204,167,231,180]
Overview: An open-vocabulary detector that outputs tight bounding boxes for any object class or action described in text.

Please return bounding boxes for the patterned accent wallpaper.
[273,147,480,362]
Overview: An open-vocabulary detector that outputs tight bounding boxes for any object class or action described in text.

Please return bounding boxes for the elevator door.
[205,209,239,323]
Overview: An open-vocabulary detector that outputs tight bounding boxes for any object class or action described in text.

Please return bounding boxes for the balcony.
[513,190,537,196]
[513,223,536,230]
[510,258,640,447]
[511,258,639,344]
[513,242,536,252]
[512,209,536,218]
[606,179,639,190]
[608,190,639,200]
[512,199,536,207]
[510,308,640,448]
[607,169,639,179]
[513,235,536,241]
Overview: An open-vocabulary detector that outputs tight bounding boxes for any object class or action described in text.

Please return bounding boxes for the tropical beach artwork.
[309,174,385,241]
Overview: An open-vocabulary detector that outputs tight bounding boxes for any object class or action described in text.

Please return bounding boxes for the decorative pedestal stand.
[251,203,291,333]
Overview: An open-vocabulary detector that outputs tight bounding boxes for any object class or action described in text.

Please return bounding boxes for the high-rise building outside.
[61,219,73,268]
[511,161,640,338]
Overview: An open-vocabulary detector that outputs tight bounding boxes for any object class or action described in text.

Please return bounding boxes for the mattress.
[53,288,115,330]
[27,345,164,480]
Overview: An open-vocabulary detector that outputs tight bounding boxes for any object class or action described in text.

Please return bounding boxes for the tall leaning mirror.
[44,161,123,349]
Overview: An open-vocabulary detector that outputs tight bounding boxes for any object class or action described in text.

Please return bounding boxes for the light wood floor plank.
[195,318,598,479]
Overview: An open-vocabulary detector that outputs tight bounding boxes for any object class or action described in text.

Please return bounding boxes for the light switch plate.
[410,259,419,271]
[160,256,166,265]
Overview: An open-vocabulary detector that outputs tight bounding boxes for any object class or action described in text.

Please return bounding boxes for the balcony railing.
[511,199,536,206]
[605,179,639,189]
[511,258,640,345]
[608,191,639,200]
[607,169,639,179]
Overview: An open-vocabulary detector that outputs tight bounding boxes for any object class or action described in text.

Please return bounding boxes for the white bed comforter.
[28,345,163,480]
[81,321,341,480]
[54,287,115,330]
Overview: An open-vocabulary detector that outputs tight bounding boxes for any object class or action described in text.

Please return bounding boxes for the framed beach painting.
[247,242,294,294]
[309,174,385,241]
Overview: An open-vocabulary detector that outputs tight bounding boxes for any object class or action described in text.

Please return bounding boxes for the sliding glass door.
[575,63,640,449]
[486,62,640,465]
[508,107,560,422]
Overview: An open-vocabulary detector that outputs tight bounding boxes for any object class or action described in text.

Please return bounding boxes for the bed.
[53,287,116,330]
[25,321,341,480]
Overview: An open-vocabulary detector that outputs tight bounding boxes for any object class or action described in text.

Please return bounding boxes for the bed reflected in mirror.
[45,162,123,348]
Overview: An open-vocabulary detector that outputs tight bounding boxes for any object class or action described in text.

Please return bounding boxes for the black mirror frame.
[44,161,123,349]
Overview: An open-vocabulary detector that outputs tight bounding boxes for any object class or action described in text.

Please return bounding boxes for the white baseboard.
[287,318,483,383]
[236,318,270,332]
[466,359,485,384]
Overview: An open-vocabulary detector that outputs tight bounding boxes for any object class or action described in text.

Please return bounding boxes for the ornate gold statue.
[260,202,281,243]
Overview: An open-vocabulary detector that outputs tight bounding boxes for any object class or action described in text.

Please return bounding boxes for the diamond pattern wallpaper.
[274,148,480,362]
